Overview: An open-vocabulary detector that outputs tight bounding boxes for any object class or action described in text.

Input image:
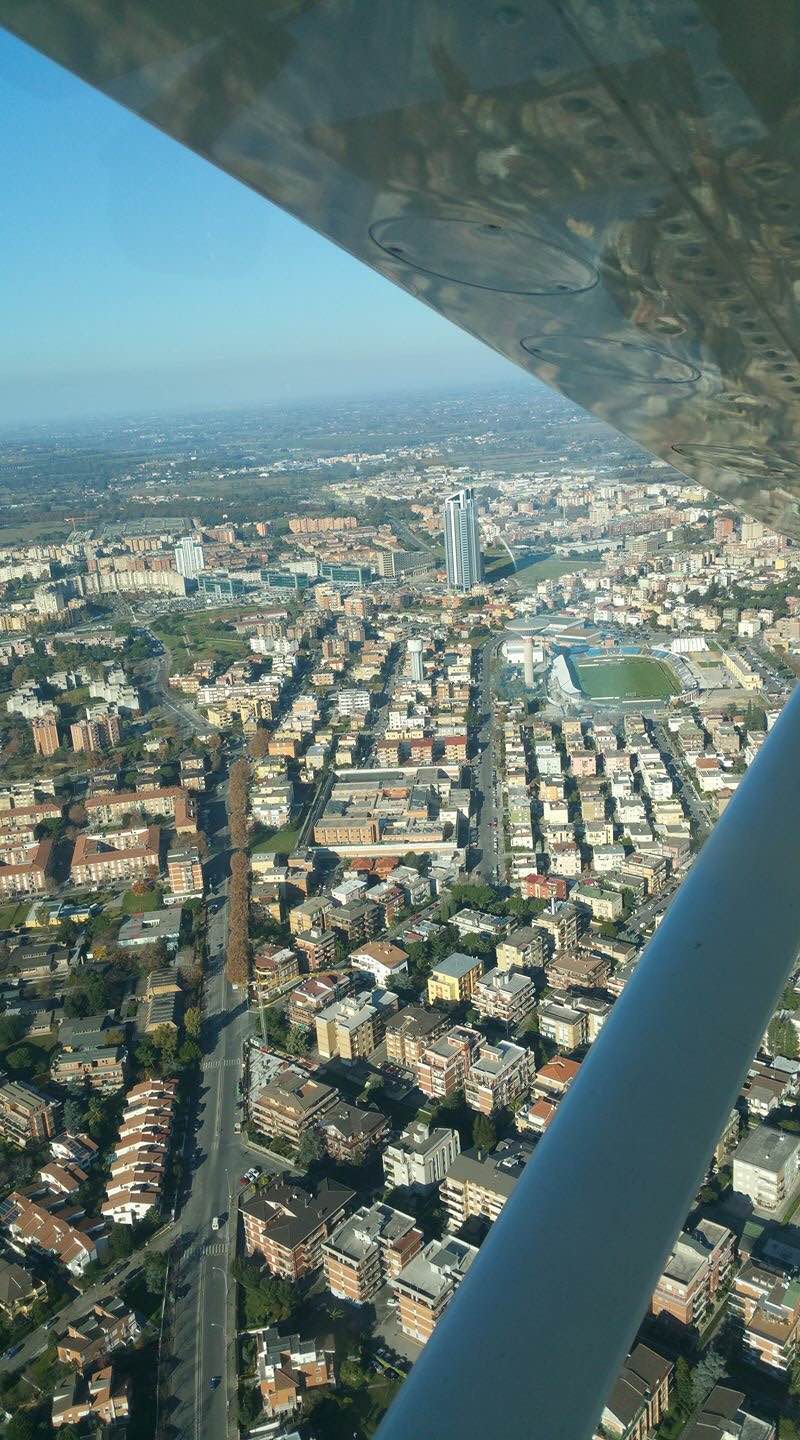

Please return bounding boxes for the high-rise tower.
[407,638,424,684]
[443,488,482,592]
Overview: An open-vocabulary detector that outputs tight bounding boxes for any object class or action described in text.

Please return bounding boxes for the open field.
[514,554,603,587]
[572,654,680,700]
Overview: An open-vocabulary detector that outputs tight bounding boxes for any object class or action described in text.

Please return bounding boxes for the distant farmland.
[571,654,680,701]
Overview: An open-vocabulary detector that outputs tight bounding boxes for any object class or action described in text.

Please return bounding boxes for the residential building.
[52,1365,130,1429]
[651,1220,735,1329]
[287,971,349,1027]
[319,1102,388,1165]
[496,927,547,972]
[349,939,409,986]
[416,1026,481,1101]
[441,1138,534,1230]
[0,1080,61,1146]
[473,967,536,1028]
[391,1235,478,1343]
[443,488,482,592]
[294,927,337,971]
[31,711,60,757]
[166,845,204,900]
[682,1386,775,1440]
[382,1121,461,1192]
[0,1259,46,1319]
[384,1005,448,1070]
[70,826,161,886]
[427,952,483,1005]
[240,1179,355,1280]
[51,1048,127,1092]
[101,1078,175,1225]
[464,1040,532,1115]
[538,999,586,1051]
[315,987,398,1061]
[252,944,301,1002]
[56,1299,140,1369]
[250,1065,337,1147]
[599,1344,673,1440]
[731,1262,800,1374]
[323,1202,423,1303]
[3,1188,107,1275]
[256,1327,335,1420]
[174,536,205,579]
[733,1126,800,1211]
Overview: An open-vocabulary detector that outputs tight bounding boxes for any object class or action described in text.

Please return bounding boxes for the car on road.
[4,1343,22,1359]
[211,1215,220,1231]
[209,1376,221,1389]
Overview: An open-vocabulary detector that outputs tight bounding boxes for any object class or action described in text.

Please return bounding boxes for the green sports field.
[571,655,680,701]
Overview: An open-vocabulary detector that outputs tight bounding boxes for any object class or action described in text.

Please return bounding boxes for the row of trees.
[227,757,251,850]
[226,849,249,986]
[226,756,252,985]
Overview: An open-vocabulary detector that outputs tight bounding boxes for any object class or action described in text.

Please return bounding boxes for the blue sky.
[0,31,518,424]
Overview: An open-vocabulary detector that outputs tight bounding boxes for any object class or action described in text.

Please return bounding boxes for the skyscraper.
[443,488,482,592]
[407,638,424,684]
[174,536,205,579]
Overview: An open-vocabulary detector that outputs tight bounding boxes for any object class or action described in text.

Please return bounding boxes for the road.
[473,639,506,880]
[159,756,285,1440]
[651,720,714,838]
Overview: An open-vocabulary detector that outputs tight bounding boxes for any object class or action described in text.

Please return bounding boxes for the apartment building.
[319,1102,388,1165]
[315,988,398,1061]
[294,927,337,971]
[465,1040,532,1115]
[391,1236,478,1344]
[84,785,193,828]
[240,1179,355,1280]
[427,952,483,1004]
[441,1139,534,1230]
[683,1387,774,1440]
[102,1078,176,1225]
[546,949,611,991]
[600,1345,673,1440]
[70,826,161,886]
[731,1263,800,1374]
[256,1327,335,1420]
[416,1026,481,1101]
[473,967,536,1027]
[0,1081,60,1146]
[0,838,54,898]
[31,712,60,757]
[288,896,331,936]
[250,1065,337,1146]
[323,1202,423,1303]
[382,1121,461,1192]
[165,846,204,900]
[732,1126,800,1211]
[651,1220,735,1329]
[538,999,586,1051]
[384,1006,448,1070]
[496,927,547,972]
[287,971,349,1027]
[251,944,301,1003]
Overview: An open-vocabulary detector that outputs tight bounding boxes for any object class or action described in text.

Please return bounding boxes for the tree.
[691,1347,726,1406]
[63,1094,88,1134]
[284,1025,309,1057]
[184,1006,201,1040]
[768,1017,799,1060]
[0,1015,25,1050]
[143,1250,168,1295]
[296,1128,325,1169]
[674,1356,693,1417]
[472,1112,496,1157]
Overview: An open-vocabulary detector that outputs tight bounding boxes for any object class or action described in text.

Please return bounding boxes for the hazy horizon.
[1,32,519,427]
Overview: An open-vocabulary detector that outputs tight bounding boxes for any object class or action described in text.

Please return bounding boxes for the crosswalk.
[182,1240,228,1262]
[201,1057,240,1071]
